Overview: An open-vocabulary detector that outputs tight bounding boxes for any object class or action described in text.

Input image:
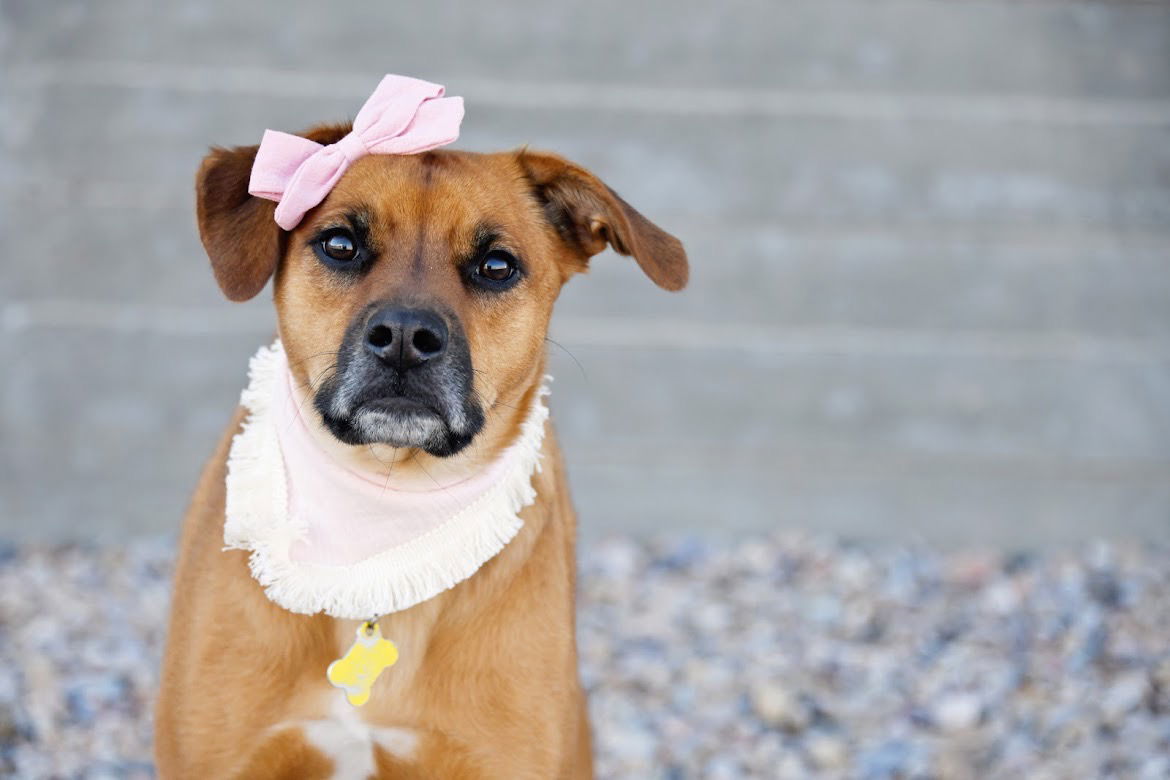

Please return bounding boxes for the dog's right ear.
[195,144,282,302]
[196,124,351,301]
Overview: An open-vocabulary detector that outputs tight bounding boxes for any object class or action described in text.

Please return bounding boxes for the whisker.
[545,337,588,385]
[370,444,398,496]
[295,363,338,417]
[411,457,446,492]
[469,368,524,414]
[286,350,344,370]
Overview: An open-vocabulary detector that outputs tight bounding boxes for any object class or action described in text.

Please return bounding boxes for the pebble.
[1149,656,1170,713]
[805,732,848,769]
[1100,672,1148,725]
[2,534,1170,778]
[932,691,984,732]
[750,682,810,732]
[773,753,805,779]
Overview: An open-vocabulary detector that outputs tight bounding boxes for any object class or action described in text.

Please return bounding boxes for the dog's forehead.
[320,150,530,227]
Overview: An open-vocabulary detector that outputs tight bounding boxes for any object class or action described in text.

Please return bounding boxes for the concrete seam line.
[0,300,274,336]
[3,300,1168,364]
[549,318,1170,363]
[11,173,1170,252]
[567,444,1170,481]
[16,171,1170,250]
[10,61,1170,127]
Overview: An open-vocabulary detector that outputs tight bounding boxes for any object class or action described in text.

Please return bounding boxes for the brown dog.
[154,122,687,778]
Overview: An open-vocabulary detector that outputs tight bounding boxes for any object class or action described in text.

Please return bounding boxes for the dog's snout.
[364,306,449,369]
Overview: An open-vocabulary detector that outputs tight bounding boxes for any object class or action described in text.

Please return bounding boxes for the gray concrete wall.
[2,0,1168,543]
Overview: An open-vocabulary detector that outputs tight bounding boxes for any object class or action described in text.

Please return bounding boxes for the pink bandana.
[248,74,464,230]
[223,343,550,618]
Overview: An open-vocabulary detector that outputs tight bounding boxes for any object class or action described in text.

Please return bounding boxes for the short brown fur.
[157,123,687,778]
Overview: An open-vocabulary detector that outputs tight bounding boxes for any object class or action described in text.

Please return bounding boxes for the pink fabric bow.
[248,75,464,230]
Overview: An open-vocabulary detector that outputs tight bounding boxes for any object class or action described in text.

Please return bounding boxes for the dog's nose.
[364,307,448,369]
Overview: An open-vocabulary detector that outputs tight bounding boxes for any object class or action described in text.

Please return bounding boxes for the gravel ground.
[2,534,1169,779]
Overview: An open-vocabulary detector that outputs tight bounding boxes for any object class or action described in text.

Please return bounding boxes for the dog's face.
[196,124,687,458]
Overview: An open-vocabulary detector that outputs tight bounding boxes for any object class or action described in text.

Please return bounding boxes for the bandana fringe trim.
[223,341,549,619]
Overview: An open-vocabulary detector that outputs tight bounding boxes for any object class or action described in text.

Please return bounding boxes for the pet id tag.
[327,620,399,707]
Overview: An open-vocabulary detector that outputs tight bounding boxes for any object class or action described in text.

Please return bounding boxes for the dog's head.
[196,123,687,458]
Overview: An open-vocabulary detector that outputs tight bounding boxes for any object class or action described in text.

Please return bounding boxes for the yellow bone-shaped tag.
[327,621,399,707]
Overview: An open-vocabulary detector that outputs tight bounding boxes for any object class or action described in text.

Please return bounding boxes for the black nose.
[364,306,448,369]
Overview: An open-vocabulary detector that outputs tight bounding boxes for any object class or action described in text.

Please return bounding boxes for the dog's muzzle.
[313,302,484,456]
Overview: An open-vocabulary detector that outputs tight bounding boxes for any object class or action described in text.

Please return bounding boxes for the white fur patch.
[292,699,418,778]
[301,718,376,779]
[352,406,446,449]
[373,726,420,761]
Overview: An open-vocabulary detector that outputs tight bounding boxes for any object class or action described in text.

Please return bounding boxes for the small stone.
[739,540,775,574]
[22,655,62,741]
[806,733,848,769]
[1101,673,1148,724]
[984,581,1020,614]
[1139,755,1170,780]
[656,536,707,571]
[933,692,984,732]
[950,550,996,587]
[1149,657,1170,713]
[691,601,730,633]
[702,756,741,780]
[774,753,805,780]
[1002,550,1035,575]
[858,739,914,778]
[1086,570,1124,609]
[750,682,811,732]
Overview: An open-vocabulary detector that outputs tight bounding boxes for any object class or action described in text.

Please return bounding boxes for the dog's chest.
[290,696,419,776]
[279,619,428,774]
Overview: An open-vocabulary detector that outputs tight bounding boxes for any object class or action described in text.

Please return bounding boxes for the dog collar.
[223,342,549,619]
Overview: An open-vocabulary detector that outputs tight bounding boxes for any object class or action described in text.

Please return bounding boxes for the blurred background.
[2,0,1169,544]
[2,1,1170,778]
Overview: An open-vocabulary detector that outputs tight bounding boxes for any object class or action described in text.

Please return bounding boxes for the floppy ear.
[516,149,689,291]
[195,123,351,302]
[195,144,280,301]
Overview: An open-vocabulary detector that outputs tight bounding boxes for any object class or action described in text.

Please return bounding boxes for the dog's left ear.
[517,150,689,291]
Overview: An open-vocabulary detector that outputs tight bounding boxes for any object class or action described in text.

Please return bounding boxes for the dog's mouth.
[348,396,448,450]
[311,310,485,457]
[316,379,484,457]
[316,359,487,455]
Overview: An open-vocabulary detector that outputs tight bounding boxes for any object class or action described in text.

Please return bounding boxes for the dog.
[155,107,688,778]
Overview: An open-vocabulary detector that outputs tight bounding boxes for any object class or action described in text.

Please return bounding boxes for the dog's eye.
[477,251,517,283]
[320,231,357,263]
